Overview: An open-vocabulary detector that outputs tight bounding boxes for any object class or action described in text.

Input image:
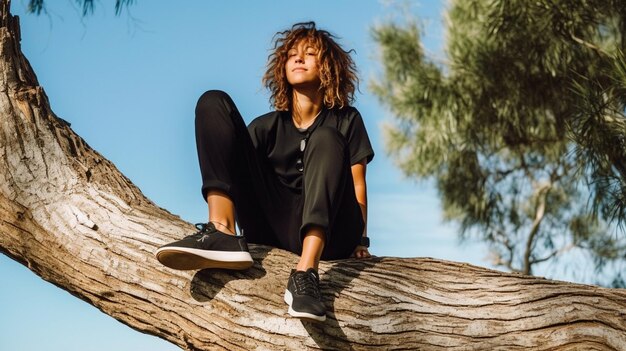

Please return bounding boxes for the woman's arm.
[351,158,371,258]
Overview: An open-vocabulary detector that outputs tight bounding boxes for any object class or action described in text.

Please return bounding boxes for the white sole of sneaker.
[283,289,326,322]
[155,247,253,271]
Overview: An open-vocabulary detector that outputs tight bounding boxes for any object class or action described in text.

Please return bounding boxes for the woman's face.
[285,40,321,89]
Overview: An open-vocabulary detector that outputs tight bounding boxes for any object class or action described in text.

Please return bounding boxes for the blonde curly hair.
[263,22,359,111]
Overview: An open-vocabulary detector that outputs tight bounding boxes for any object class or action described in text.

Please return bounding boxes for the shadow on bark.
[298,258,380,350]
[189,245,272,301]
[187,244,379,349]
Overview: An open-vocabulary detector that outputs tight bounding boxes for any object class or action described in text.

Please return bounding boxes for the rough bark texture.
[2,1,626,350]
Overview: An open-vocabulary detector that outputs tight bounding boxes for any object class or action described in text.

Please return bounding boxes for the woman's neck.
[291,88,323,129]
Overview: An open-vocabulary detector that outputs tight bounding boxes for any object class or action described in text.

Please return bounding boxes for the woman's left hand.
[351,245,371,259]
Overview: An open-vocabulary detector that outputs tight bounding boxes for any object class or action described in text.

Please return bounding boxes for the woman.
[156,22,374,322]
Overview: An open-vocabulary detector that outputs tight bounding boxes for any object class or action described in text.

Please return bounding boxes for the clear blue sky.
[0,1,494,350]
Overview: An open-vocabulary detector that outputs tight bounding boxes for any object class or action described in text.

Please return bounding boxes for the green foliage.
[570,51,626,226]
[372,0,626,284]
[27,0,135,16]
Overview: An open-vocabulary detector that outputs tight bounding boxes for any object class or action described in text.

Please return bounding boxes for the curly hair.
[262,22,359,111]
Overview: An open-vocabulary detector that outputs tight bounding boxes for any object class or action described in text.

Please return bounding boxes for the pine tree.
[372,0,626,286]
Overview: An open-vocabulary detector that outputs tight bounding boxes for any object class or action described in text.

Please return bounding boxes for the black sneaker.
[283,268,326,322]
[155,223,253,270]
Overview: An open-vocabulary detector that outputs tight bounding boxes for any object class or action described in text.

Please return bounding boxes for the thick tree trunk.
[1,1,626,350]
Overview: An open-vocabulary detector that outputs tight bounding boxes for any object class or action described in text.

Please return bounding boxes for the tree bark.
[1,1,626,350]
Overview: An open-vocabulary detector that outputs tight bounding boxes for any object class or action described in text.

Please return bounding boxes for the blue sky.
[0,1,495,350]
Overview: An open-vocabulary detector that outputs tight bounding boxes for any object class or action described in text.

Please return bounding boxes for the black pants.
[194,90,364,260]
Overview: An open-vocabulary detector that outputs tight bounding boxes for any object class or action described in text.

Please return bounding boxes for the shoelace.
[294,271,321,299]
[184,223,214,241]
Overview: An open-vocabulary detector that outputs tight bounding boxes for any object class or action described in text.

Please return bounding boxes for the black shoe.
[284,268,326,322]
[155,223,253,270]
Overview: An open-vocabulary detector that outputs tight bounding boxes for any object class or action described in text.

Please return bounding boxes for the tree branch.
[569,32,610,57]
[529,244,576,265]
[488,227,520,272]
[522,183,551,275]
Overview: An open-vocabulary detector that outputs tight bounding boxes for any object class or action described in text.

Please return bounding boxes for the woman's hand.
[351,245,371,259]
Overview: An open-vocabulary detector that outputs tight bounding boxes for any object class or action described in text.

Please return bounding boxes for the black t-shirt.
[248,106,375,190]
